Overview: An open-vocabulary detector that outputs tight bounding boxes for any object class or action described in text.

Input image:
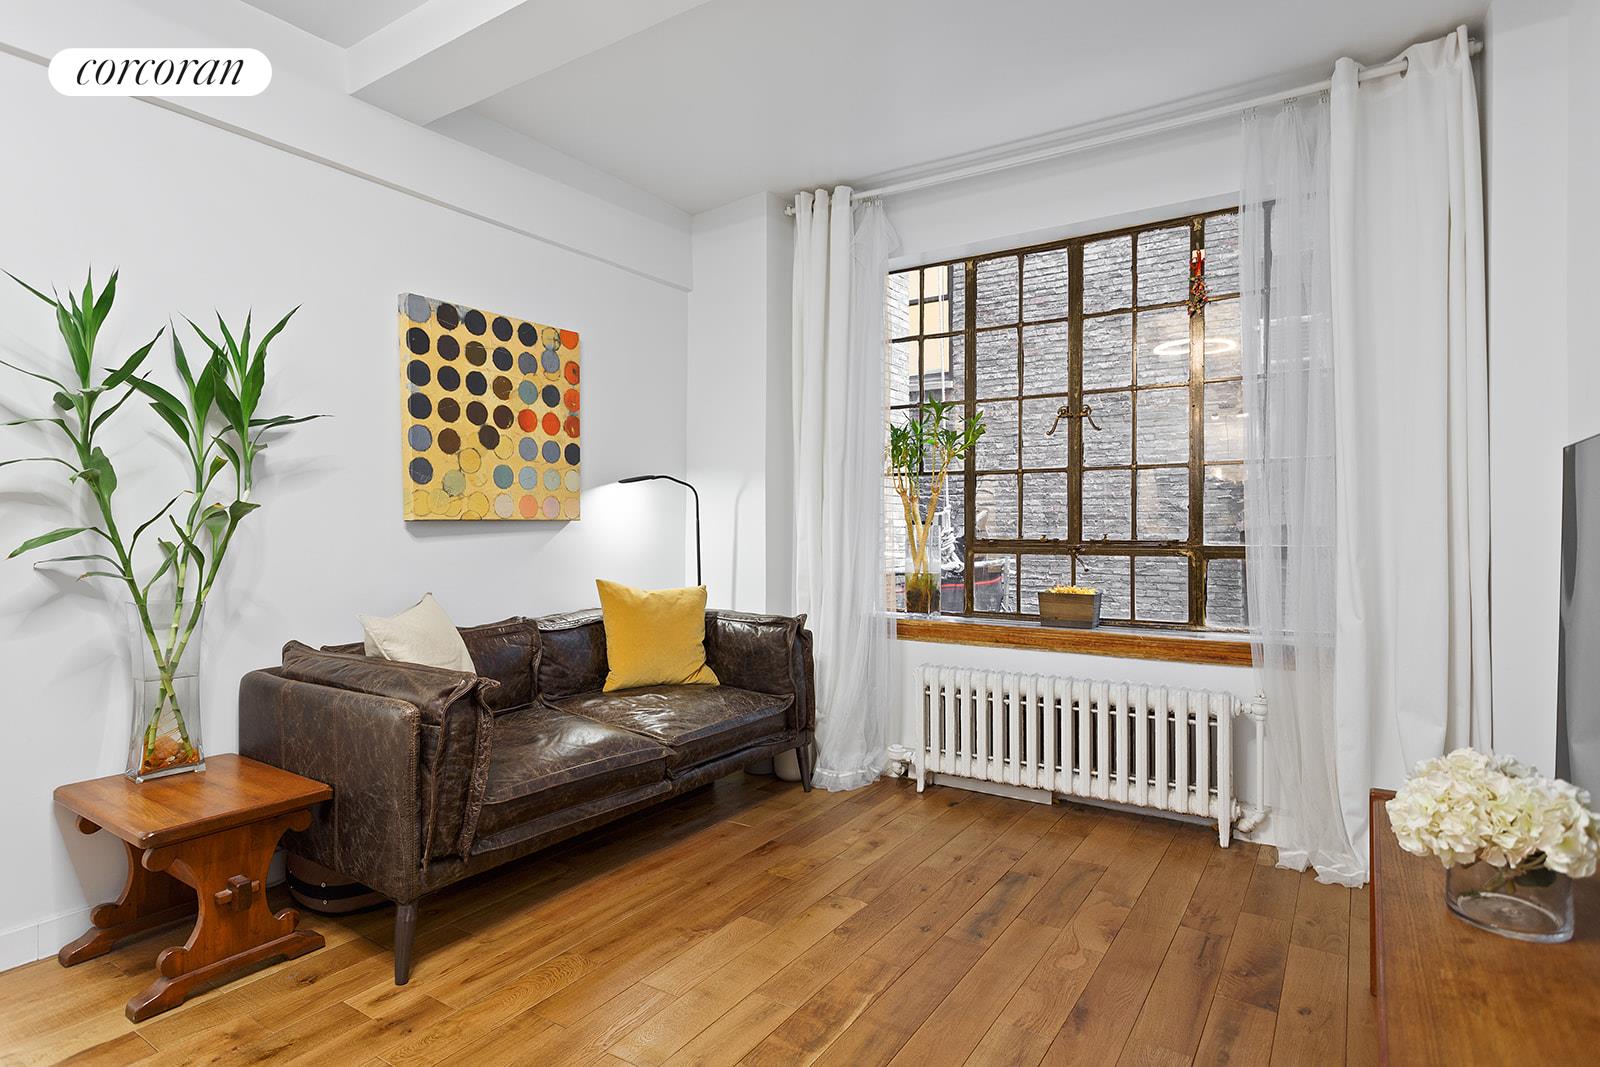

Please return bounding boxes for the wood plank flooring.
[0,775,1373,1066]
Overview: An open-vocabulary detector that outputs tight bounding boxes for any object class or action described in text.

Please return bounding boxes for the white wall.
[1567,0,1600,446]
[1482,0,1579,772]
[685,193,793,612]
[0,51,690,967]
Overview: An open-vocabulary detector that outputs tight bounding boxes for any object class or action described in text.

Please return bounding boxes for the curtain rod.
[785,38,1481,214]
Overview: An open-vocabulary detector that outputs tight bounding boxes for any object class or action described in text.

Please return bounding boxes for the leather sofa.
[238,608,815,983]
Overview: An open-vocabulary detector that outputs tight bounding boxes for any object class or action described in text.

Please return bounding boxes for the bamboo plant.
[887,398,985,614]
[1,270,320,778]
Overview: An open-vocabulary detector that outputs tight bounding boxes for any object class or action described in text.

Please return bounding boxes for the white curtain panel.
[1240,97,1362,883]
[1330,26,1492,852]
[1243,28,1489,883]
[791,187,898,791]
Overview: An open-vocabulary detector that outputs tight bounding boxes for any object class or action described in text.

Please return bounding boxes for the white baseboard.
[0,904,91,972]
[0,851,290,976]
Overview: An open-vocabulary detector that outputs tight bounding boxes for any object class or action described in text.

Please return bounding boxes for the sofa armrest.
[704,611,816,736]
[272,642,497,867]
[239,668,425,902]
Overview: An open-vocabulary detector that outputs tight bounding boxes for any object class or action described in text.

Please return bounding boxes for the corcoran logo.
[48,48,271,97]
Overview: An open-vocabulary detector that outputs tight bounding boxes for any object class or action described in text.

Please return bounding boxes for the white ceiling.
[244,0,430,47]
[242,0,1488,215]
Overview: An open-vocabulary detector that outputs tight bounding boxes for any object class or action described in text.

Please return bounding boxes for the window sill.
[893,615,1253,667]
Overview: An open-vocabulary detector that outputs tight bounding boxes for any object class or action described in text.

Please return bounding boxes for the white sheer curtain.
[1243,27,1490,884]
[791,187,898,791]
[1240,96,1360,883]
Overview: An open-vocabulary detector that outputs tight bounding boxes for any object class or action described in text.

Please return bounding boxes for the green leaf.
[0,456,79,473]
[8,526,94,559]
[145,400,192,449]
[76,571,126,583]
[170,329,193,392]
[54,301,89,385]
[130,494,182,551]
[90,380,143,432]
[213,376,243,430]
[131,377,185,419]
[228,500,261,522]
[143,541,178,596]
[0,356,69,391]
[192,359,217,428]
[90,270,118,328]
[1516,867,1557,888]
[216,314,242,370]
[2,416,68,431]
[34,552,123,571]
[101,328,163,390]
[201,503,230,538]
[253,306,297,364]
[213,435,241,471]
[77,447,118,500]
[247,413,324,430]
[4,270,59,307]
[168,516,206,574]
[185,317,223,360]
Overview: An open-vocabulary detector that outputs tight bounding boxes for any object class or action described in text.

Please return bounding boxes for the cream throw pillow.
[358,593,475,673]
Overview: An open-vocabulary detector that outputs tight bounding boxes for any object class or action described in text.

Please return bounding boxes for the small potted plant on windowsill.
[1038,584,1101,628]
[888,398,984,616]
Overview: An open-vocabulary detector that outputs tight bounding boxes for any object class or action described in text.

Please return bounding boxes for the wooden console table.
[1370,789,1600,1063]
[54,754,332,1021]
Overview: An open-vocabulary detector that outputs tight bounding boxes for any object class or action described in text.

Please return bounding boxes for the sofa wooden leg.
[796,743,814,792]
[394,902,418,985]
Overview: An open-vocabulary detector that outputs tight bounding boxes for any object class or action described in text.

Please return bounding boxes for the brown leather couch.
[238,608,814,983]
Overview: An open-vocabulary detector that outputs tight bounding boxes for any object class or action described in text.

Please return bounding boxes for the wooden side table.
[1369,789,1600,1063]
[54,753,333,1021]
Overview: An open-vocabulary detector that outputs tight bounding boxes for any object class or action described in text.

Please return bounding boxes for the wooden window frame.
[888,209,1246,631]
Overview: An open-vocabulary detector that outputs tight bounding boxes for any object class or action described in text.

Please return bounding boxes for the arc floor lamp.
[617,474,702,586]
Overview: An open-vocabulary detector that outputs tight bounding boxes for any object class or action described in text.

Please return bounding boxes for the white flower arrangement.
[1387,748,1600,879]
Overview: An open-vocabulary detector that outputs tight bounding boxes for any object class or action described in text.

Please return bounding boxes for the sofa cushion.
[458,618,539,712]
[536,610,608,698]
[476,707,668,840]
[550,685,792,772]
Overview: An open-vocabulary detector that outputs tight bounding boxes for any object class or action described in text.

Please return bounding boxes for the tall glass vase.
[904,523,942,616]
[126,600,205,781]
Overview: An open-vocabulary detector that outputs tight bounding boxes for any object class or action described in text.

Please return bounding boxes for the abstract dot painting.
[399,293,581,521]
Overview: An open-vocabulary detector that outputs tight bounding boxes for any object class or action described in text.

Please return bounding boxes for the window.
[886,210,1247,630]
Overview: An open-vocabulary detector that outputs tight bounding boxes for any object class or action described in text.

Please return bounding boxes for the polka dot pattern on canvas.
[399,292,581,522]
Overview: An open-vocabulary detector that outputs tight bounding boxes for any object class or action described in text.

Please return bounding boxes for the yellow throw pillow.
[596,579,720,691]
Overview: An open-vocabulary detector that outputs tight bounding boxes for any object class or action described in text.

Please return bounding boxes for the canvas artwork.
[399,293,581,521]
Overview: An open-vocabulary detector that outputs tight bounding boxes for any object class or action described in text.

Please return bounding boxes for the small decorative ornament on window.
[1184,247,1203,316]
[1186,248,1209,317]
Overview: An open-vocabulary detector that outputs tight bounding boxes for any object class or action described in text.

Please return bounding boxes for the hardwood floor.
[0,775,1375,1066]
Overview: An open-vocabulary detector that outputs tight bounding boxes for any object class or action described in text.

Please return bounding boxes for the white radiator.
[914,665,1266,845]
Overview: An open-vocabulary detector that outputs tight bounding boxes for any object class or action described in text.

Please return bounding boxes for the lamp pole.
[618,474,701,586]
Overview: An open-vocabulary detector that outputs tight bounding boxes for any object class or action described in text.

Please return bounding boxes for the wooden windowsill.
[893,615,1253,667]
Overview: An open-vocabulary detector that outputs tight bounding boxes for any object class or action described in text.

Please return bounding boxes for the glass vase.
[904,524,942,616]
[126,600,205,782]
[1445,860,1574,943]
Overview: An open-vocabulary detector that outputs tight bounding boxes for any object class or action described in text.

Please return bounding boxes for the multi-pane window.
[886,210,1247,630]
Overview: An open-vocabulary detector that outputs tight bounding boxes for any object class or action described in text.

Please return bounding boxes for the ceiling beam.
[348,0,717,125]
